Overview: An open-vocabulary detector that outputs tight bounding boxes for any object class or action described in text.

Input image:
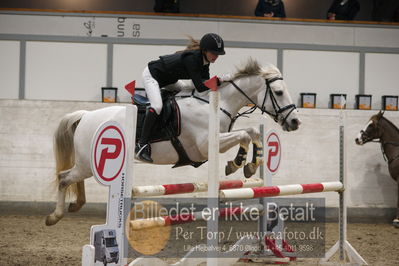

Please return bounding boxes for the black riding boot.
[135,108,158,163]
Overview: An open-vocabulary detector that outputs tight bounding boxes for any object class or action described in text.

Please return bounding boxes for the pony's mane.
[230,58,281,80]
[371,113,399,133]
[370,114,379,122]
[381,116,399,133]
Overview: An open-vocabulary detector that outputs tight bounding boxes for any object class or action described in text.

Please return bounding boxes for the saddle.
[133,90,205,168]
[134,90,181,143]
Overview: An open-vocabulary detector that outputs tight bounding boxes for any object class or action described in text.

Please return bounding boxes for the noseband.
[229,76,297,126]
[359,129,378,144]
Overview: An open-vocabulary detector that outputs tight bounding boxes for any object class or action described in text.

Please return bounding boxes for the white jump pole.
[207,78,220,266]
[258,123,267,250]
[320,104,367,265]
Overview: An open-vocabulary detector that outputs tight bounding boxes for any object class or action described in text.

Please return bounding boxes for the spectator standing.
[327,0,360,20]
[372,0,399,22]
[154,0,179,13]
[255,0,286,18]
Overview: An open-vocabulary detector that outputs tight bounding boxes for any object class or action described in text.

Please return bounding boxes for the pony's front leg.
[242,127,263,178]
[219,131,252,176]
[394,180,399,228]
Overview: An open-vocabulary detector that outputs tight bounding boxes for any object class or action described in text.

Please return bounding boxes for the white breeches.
[142,66,163,115]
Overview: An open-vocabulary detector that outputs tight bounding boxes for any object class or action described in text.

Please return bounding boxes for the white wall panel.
[0,41,20,99]
[355,28,399,48]
[2,13,399,48]
[0,14,218,39]
[220,22,356,46]
[0,14,92,36]
[365,53,399,110]
[25,42,107,101]
[113,44,184,102]
[283,50,359,108]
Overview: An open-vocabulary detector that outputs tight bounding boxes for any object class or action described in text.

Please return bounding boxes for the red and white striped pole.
[132,178,263,197]
[130,204,264,231]
[219,181,344,199]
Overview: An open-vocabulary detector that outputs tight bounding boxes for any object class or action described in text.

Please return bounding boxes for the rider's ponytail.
[175,36,200,53]
[185,36,200,51]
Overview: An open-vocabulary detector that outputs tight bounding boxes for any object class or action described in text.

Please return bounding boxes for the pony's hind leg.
[68,181,86,212]
[45,167,89,226]
[45,169,70,226]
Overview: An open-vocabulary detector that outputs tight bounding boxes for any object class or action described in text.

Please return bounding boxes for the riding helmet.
[199,33,225,55]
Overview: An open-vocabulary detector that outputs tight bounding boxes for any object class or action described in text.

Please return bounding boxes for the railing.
[1,7,399,27]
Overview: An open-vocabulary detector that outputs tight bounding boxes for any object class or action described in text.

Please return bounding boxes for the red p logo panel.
[267,141,279,170]
[266,132,281,174]
[93,125,126,183]
[97,138,122,176]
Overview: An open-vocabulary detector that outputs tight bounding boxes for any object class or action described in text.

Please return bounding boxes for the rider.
[135,33,226,163]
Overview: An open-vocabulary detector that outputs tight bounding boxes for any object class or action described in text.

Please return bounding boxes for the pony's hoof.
[244,163,256,178]
[225,161,239,176]
[393,219,399,228]
[45,213,63,226]
[68,202,83,213]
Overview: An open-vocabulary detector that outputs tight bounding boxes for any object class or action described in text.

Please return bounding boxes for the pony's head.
[231,59,301,131]
[355,110,385,145]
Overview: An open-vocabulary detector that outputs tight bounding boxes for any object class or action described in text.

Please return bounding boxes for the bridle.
[179,76,297,132]
[359,128,379,144]
[229,76,297,127]
[360,120,399,164]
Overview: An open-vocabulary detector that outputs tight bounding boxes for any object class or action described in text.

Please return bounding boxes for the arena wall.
[0,11,398,109]
[0,0,380,21]
[0,99,397,220]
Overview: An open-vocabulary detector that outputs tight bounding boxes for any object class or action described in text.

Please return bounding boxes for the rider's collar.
[203,54,210,65]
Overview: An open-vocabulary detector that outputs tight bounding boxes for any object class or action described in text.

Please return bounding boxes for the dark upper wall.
[0,0,398,22]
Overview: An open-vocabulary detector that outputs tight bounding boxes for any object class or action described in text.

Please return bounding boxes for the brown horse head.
[355,110,385,145]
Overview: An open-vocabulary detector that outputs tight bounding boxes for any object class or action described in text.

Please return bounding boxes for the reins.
[178,90,235,129]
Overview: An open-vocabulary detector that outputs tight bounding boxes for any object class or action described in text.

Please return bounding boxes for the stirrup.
[135,143,153,163]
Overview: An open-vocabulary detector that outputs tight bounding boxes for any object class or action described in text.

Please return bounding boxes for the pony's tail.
[53,110,87,189]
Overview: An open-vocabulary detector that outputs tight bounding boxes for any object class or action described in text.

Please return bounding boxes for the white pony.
[45,59,301,226]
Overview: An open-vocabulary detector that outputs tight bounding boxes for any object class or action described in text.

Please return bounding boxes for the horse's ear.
[376,110,384,120]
